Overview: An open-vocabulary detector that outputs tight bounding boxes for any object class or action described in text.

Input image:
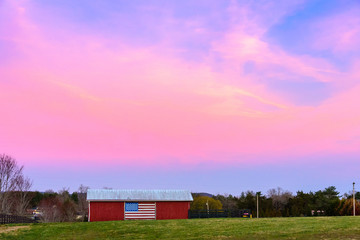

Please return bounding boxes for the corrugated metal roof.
[87,189,193,201]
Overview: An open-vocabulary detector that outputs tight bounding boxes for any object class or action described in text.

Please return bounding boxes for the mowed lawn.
[1,216,360,240]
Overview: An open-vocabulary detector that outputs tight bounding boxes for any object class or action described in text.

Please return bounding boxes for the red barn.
[87,189,193,221]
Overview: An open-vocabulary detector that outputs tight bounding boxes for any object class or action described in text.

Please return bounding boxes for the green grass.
[2,216,360,239]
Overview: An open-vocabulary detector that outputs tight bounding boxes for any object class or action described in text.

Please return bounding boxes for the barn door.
[124,202,156,220]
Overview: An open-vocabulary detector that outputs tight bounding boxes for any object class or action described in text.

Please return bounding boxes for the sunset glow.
[1,0,360,194]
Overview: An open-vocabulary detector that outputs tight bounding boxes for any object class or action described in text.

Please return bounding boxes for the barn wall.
[90,202,124,222]
[156,201,190,220]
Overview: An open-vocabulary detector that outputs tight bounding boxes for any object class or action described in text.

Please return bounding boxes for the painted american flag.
[125,202,156,220]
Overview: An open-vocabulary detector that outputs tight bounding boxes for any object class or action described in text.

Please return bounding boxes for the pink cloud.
[1,0,360,170]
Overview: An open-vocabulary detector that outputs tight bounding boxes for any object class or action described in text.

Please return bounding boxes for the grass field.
[1,216,360,239]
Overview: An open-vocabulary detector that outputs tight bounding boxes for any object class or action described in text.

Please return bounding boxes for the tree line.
[191,186,360,217]
[2,153,359,222]
[0,154,88,222]
[30,186,88,222]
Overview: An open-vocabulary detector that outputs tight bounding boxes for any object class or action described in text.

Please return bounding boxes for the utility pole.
[257,192,259,218]
[206,200,209,215]
[353,182,356,216]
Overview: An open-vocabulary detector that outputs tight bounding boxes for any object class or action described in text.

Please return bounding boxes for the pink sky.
[1,0,360,193]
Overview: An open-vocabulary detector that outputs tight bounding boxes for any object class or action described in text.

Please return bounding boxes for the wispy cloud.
[1,0,360,171]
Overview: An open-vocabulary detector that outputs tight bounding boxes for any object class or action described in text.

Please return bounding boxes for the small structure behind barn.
[87,189,193,221]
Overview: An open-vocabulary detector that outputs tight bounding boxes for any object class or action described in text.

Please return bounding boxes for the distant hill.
[191,192,213,198]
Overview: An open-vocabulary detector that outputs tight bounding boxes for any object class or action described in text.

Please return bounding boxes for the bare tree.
[77,184,89,220]
[39,188,79,222]
[14,175,33,215]
[39,196,62,222]
[58,188,77,222]
[267,187,293,212]
[0,154,24,213]
[58,188,71,202]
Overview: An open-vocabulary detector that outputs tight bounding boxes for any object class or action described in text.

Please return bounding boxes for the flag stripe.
[125,202,156,220]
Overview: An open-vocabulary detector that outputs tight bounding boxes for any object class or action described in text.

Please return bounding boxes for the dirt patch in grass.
[0,226,30,234]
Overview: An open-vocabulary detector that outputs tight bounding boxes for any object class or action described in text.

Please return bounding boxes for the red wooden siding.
[89,201,191,221]
[89,202,124,222]
[156,201,190,220]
